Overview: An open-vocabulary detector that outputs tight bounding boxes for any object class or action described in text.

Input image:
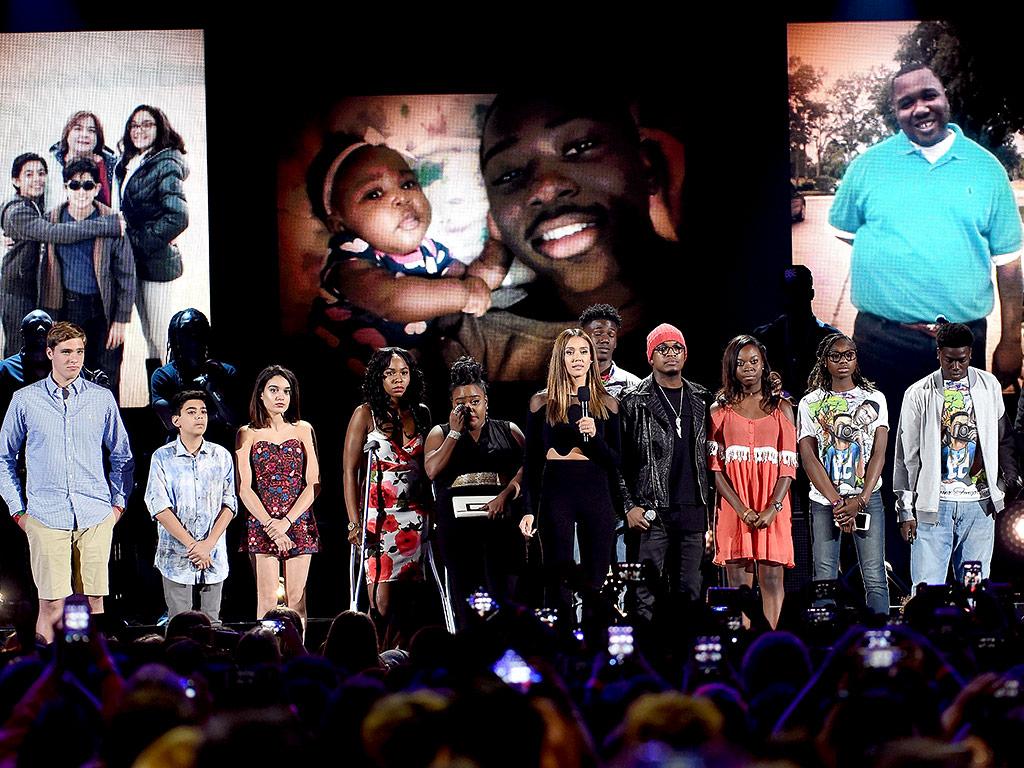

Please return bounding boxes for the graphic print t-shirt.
[940,379,987,501]
[797,387,889,505]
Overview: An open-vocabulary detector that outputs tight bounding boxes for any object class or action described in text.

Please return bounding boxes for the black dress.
[432,419,524,627]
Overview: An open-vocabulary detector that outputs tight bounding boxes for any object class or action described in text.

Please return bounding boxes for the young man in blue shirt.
[0,321,133,642]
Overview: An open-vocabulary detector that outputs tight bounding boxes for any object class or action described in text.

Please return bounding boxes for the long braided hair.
[806,333,875,395]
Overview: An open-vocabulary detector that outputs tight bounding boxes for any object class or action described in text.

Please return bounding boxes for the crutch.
[349,439,380,611]
[424,537,456,634]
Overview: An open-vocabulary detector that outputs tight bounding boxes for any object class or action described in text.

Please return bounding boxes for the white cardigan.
[894,367,1013,523]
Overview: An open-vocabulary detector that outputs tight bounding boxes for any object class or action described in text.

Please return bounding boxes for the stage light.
[467,589,498,619]
[997,499,1024,559]
[1013,516,1024,544]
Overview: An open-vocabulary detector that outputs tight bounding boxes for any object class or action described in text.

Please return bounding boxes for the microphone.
[363,438,381,454]
[577,385,591,443]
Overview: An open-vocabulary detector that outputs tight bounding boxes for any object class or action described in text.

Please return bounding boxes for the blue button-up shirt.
[0,376,134,528]
[145,437,236,585]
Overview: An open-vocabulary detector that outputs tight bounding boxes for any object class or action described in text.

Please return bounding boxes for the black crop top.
[523,401,621,517]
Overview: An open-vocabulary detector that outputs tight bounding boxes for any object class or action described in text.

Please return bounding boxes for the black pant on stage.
[435,512,522,629]
[633,511,704,621]
[538,460,616,618]
[59,290,123,400]
[854,312,986,417]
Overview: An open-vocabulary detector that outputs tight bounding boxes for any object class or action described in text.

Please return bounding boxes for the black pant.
[60,291,123,400]
[538,460,616,617]
[633,510,704,621]
[854,312,986,418]
[435,511,522,629]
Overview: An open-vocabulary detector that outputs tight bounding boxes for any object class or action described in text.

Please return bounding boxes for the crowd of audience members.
[0,580,1022,768]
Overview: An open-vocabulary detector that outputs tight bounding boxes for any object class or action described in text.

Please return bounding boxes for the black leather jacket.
[618,375,714,515]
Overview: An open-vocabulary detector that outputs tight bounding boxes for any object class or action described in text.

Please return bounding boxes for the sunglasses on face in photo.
[65,179,98,191]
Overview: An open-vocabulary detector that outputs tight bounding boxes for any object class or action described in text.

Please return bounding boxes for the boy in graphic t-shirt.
[894,323,1017,591]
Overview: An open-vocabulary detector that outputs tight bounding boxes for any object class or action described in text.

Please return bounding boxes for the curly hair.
[449,355,487,394]
[578,303,623,329]
[116,105,186,171]
[806,333,875,394]
[362,347,428,437]
[936,322,974,350]
[716,334,782,412]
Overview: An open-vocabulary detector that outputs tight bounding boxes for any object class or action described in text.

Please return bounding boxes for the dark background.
[5,2,1013,623]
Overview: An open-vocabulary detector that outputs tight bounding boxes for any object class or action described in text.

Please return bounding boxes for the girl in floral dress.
[342,347,431,645]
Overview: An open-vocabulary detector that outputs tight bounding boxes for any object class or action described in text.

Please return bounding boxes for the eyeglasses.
[654,344,685,356]
[65,180,97,191]
[130,120,156,131]
[826,350,857,363]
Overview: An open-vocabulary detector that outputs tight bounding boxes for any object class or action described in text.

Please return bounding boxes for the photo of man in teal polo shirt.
[829,64,1023,406]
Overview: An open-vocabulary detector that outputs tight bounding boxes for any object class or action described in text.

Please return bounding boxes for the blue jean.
[910,499,994,590]
[810,495,890,615]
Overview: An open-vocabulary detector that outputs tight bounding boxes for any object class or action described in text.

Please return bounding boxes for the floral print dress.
[242,438,320,558]
[363,427,428,583]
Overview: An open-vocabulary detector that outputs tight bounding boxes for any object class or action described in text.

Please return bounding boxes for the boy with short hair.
[145,389,236,622]
[0,321,133,642]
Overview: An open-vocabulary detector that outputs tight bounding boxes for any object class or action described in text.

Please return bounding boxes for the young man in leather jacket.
[619,323,713,620]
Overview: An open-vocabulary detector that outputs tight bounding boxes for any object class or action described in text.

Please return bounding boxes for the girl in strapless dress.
[236,365,320,627]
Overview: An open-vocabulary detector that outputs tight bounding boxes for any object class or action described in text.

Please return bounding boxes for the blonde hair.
[545,328,610,425]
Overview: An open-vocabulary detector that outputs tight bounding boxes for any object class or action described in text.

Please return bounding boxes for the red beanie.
[646,323,686,360]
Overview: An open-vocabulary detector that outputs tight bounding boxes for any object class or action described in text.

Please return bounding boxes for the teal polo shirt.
[829,124,1022,323]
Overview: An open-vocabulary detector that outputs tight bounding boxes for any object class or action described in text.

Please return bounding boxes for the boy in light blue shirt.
[145,389,236,622]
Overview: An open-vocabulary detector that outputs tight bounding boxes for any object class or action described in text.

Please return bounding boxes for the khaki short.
[23,513,115,600]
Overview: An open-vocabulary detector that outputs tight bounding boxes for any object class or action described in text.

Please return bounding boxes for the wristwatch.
[643,509,657,522]
[347,521,359,532]
[772,500,783,512]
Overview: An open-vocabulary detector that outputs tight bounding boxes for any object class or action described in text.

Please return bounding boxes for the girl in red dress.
[709,335,796,629]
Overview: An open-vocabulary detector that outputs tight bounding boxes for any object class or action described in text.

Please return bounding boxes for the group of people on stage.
[1,105,190,399]
[2,73,1023,646]
[0,296,1018,645]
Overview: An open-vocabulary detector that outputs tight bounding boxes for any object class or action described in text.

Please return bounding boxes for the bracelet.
[509,480,521,499]
[447,430,461,441]
[831,498,844,508]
